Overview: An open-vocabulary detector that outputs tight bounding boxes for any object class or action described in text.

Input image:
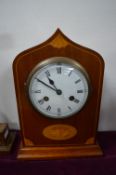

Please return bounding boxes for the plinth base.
[17,142,103,160]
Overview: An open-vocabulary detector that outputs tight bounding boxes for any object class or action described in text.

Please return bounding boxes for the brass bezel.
[26,57,91,118]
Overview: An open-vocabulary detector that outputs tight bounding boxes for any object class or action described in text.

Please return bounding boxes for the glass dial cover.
[27,57,90,119]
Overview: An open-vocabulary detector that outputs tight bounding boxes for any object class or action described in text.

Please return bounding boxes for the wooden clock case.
[13,29,104,159]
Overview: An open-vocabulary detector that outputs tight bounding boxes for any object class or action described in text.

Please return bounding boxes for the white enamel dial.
[27,57,90,119]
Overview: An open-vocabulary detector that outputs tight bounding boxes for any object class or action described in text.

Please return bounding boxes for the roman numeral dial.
[28,58,90,119]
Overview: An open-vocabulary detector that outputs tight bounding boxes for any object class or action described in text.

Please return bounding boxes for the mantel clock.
[13,29,104,159]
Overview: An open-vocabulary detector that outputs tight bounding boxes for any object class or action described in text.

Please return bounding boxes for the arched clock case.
[13,29,104,159]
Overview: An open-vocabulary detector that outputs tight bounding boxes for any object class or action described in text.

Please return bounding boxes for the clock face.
[27,57,90,119]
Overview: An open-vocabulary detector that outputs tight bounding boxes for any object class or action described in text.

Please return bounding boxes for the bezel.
[26,57,91,119]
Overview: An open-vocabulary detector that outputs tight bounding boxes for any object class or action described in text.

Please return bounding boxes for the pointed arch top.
[13,28,104,67]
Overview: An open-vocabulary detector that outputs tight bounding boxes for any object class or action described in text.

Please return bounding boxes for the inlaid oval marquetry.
[43,124,77,141]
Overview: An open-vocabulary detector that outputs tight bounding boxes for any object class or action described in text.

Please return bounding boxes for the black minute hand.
[35,78,56,92]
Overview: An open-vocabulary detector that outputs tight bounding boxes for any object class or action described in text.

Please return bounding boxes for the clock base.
[17,142,103,160]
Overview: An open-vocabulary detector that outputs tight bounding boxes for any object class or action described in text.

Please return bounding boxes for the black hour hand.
[47,77,54,86]
[47,76,62,95]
